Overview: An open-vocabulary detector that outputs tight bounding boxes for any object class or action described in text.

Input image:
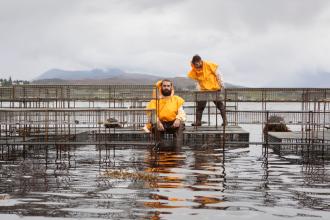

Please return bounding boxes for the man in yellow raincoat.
[144,79,186,141]
[188,55,227,126]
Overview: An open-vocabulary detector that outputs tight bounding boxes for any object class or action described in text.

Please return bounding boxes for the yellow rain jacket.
[188,60,222,91]
[147,96,185,122]
[145,81,185,131]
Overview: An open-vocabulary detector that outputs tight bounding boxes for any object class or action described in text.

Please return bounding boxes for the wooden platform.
[268,130,330,143]
[93,125,249,145]
[267,130,330,155]
[184,125,249,147]
[0,125,249,147]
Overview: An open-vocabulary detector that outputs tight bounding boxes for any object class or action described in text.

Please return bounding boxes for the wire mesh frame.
[1,86,330,102]
[1,86,329,131]
[10,85,154,100]
[0,85,155,112]
[0,108,157,146]
[1,85,330,146]
[1,85,329,124]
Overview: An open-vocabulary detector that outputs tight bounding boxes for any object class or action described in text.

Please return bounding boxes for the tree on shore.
[0,77,30,86]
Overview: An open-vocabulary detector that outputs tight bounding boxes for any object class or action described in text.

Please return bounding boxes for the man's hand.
[195,82,201,91]
[172,119,181,128]
[157,120,165,131]
[216,73,220,82]
[216,73,224,89]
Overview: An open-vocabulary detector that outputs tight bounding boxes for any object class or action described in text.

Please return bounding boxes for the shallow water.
[1,102,329,219]
[0,142,329,220]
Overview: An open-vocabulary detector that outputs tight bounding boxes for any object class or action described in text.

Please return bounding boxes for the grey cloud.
[179,0,330,31]
[0,0,329,87]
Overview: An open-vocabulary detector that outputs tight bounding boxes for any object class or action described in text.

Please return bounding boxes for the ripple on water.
[0,142,329,219]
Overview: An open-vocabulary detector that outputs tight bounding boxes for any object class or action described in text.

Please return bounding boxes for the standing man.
[187,55,227,126]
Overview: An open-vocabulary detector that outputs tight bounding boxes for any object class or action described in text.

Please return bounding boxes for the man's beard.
[161,89,171,96]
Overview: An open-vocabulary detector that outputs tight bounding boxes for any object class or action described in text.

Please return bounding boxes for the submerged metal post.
[222,89,227,158]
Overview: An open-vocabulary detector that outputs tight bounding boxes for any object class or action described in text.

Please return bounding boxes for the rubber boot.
[220,107,228,127]
[215,100,228,126]
[192,101,206,126]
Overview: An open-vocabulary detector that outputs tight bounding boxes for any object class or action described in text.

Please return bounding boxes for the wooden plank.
[268,131,330,141]
[0,140,155,146]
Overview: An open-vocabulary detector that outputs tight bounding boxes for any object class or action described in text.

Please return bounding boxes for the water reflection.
[144,145,226,216]
[0,142,329,219]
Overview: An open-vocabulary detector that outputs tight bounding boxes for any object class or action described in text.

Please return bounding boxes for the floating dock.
[268,130,330,142]
[0,125,249,147]
[268,130,330,155]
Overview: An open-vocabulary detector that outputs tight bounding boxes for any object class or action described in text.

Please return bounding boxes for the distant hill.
[33,68,243,89]
[36,68,125,80]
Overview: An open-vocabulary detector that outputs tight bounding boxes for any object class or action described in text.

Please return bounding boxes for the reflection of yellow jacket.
[188,60,222,91]
[147,96,185,122]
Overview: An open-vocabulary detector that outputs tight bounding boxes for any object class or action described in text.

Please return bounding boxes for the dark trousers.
[195,100,227,125]
[152,121,185,147]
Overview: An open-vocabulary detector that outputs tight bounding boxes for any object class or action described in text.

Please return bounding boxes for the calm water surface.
[0,102,329,219]
[0,142,329,220]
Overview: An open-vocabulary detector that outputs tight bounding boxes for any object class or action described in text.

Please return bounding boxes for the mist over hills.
[33,68,242,89]
[36,68,125,80]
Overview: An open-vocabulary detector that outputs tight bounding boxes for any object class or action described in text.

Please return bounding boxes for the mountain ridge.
[33,68,244,89]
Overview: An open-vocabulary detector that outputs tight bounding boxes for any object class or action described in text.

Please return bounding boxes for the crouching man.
[144,79,186,146]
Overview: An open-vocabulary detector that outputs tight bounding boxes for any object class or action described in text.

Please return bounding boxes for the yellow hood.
[153,80,175,99]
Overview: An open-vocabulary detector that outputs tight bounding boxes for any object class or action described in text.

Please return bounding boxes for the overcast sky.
[1,0,330,87]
